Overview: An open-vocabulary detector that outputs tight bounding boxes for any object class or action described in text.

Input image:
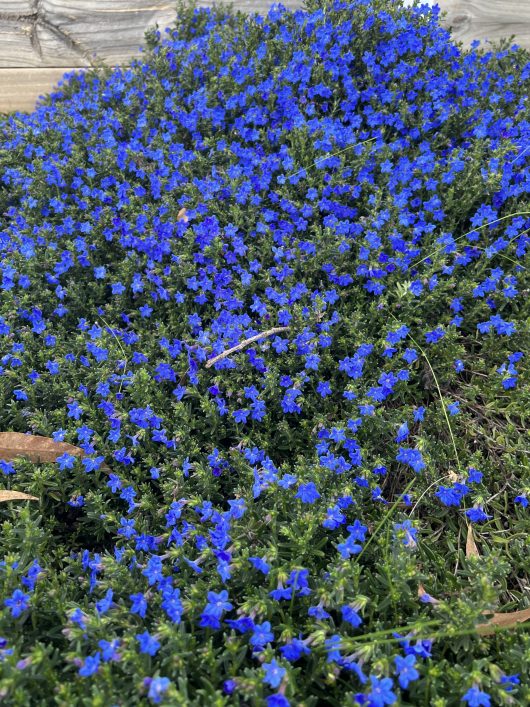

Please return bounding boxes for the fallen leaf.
[477,607,530,635]
[0,432,110,471]
[447,469,459,483]
[177,207,188,223]
[0,490,38,503]
[466,524,480,558]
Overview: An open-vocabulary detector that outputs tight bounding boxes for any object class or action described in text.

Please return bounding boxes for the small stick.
[205,327,289,369]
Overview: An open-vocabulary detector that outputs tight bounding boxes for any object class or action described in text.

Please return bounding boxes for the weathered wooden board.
[0,1,178,67]
[0,0,306,68]
[439,0,530,48]
[0,67,84,113]
[1,1,530,114]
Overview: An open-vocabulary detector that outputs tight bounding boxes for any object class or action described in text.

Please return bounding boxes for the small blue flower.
[56,453,76,471]
[466,507,492,523]
[394,654,419,689]
[0,460,16,475]
[367,675,396,706]
[250,622,274,651]
[462,686,491,707]
[342,605,362,627]
[266,695,290,707]
[4,589,30,618]
[136,631,161,656]
[295,482,320,504]
[249,556,270,575]
[147,676,171,704]
[262,658,286,688]
[223,679,237,695]
[95,589,113,615]
[79,652,100,677]
[396,447,425,473]
[514,495,528,509]
[413,406,426,422]
[233,408,250,424]
[395,422,410,443]
[447,401,460,416]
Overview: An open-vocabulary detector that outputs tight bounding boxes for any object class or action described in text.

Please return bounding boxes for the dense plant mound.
[0,0,529,703]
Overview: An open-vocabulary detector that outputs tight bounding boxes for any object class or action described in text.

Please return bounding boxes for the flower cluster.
[0,0,529,704]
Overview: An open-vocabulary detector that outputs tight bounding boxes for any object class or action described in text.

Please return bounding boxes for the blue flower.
[142,555,163,585]
[413,406,426,422]
[248,556,270,574]
[95,589,113,615]
[79,652,100,677]
[266,695,290,707]
[402,348,418,364]
[280,637,311,662]
[367,675,396,706]
[262,659,286,688]
[136,631,161,656]
[466,507,492,523]
[436,484,468,507]
[395,422,409,442]
[295,482,320,504]
[499,674,520,692]
[342,605,362,627]
[0,460,16,475]
[396,447,425,473]
[67,400,83,419]
[447,401,460,416]
[394,520,418,548]
[462,686,491,707]
[233,408,250,424]
[202,590,233,619]
[467,468,483,484]
[250,622,274,651]
[4,589,30,618]
[281,388,302,414]
[394,654,419,688]
[98,639,120,662]
[56,453,76,471]
[316,380,332,397]
[147,676,171,704]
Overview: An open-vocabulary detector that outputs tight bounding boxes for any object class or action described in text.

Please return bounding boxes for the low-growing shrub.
[0,0,529,704]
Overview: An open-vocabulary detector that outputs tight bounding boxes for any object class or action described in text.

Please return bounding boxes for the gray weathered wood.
[0,67,87,113]
[0,1,178,67]
[438,0,530,49]
[0,1,303,68]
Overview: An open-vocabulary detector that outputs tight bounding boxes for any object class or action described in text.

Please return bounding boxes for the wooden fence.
[1,1,529,113]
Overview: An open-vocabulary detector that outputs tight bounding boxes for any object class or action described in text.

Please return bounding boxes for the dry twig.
[205,327,289,369]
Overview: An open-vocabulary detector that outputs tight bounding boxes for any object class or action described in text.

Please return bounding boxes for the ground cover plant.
[0,0,529,703]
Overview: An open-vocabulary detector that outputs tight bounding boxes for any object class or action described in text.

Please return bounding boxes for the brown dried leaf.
[0,432,110,472]
[477,607,530,636]
[177,207,188,223]
[447,469,459,483]
[0,490,38,503]
[466,524,480,558]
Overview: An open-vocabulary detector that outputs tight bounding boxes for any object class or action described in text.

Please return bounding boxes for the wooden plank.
[0,1,177,67]
[0,1,303,68]
[0,67,84,113]
[0,1,35,11]
[437,0,530,49]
